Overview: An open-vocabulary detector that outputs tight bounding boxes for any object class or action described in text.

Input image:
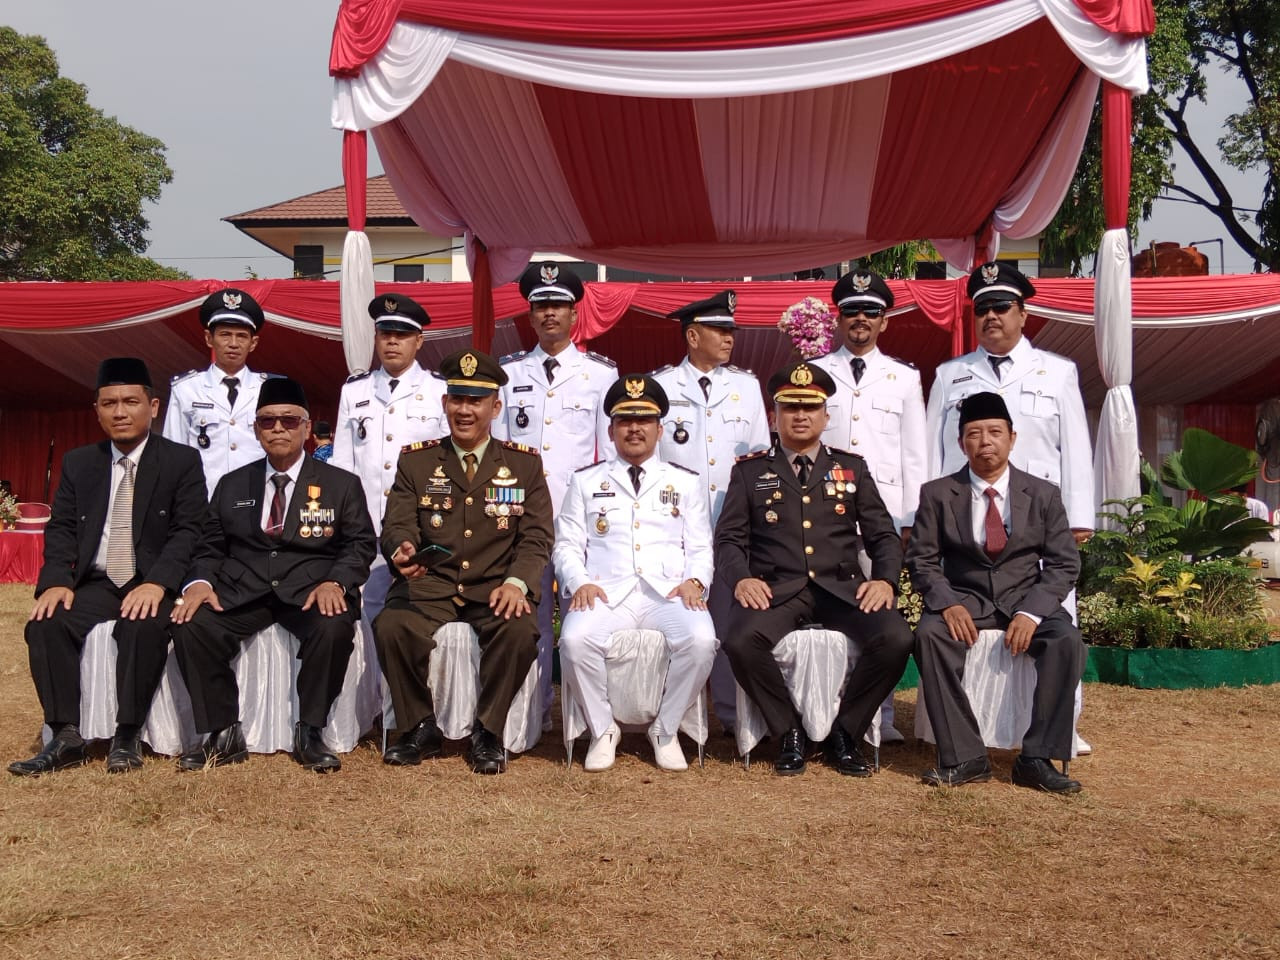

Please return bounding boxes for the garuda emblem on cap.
[540,264,559,284]
[625,377,646,399]
[852,273,871,293]
[461,353,478,377]
[384,297,398,314]
[981,264,1000,285]
[222,291,242,310]
[791,365,814,387]
[726,291,737,312]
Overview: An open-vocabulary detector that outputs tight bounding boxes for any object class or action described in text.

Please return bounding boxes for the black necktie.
[793,454,811,486]
[989,355,1010,380]
[698,375,711,400]
[851,357,866,384]
[223,376,239,408]
[544,357,558,385]
[388,377,400,394]
[628,464,643,494]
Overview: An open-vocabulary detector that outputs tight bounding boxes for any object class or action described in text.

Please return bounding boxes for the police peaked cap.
[604,374,669,419]
[957,391,1013,432]
[369,293,430,333]
[439,349,507,396]
[967,261,1036,304]
[199,288,264,332]
[767,361,837,405]
[519,261,585,303]
[257,376,309,412]
[667,290,738,330]
[832,270,894,313]
[96,357,152,389]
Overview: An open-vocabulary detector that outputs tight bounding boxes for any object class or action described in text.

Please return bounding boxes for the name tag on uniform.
[754,478,780,491]
[951,375,973,384]
[669,399,691,406]
[233,499,257,509]
[513,384,534,393]
[192,401,215,409]
[354,399,370,408]
[592,491,616,498]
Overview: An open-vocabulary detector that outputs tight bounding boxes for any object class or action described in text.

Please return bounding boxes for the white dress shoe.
[584,723,620,772]
[1074,733,1092,756]
[880,724,905,745]
[648,731,688,771]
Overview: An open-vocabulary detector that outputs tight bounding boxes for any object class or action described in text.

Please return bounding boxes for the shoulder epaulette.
[170,369,199,384]
[262,372,283,380]
[499,350,528,365]
[736,449,769,462]
[499,439,539,455]
[883,353,917,370]
[668,461,700,475]
[725,363,756,376]
[345,370,372,384]
[825,445,866,462]
[401,439,441,454]
[574,460,607,473]
[428,369,445,380]
[649,363,676,377]
[585,350,617,368]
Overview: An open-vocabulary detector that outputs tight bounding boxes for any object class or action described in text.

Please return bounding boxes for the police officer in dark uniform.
[375,349,554,774]
[714,361,914,777]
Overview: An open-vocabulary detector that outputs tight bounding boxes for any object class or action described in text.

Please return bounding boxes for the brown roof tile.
[224,175,410,223]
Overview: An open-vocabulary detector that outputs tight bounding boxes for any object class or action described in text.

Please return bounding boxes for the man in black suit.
[907,391,1085,793]
[170,377,375,773]
[715,361,914,777]
[10,358,207,777]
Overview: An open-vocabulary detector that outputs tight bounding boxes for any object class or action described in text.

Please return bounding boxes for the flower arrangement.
[778,296,836,359]
[0,491,18,529]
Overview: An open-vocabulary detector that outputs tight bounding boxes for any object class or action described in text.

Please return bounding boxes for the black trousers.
[171,596,356,733]
[914,607,1085,766]
[374,596,538,736]
[24,574,174,728]
[723,583,914,741]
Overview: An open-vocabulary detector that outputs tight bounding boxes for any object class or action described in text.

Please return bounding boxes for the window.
[393,264,424,282]
[292,245,324,280]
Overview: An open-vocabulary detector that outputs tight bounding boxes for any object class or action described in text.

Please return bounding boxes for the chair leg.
[873,745,880,773]
[1061,759,1070,777]
[743,750,751,770]
[697,742,705,768]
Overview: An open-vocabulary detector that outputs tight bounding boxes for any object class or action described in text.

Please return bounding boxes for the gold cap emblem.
[460,353,478,377]
[625,377,646,399]
[383,297,398,313]
[790,364,814,387]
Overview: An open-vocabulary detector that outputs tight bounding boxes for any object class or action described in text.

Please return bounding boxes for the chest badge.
[595,511,609,535]
[197,425,211,449]
[765,509,779,525]
[673,418,689,444]
[515,405,529,429]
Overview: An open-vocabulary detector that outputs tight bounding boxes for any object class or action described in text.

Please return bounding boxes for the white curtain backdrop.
[1093,227,1140,518]
[340,230,376,373]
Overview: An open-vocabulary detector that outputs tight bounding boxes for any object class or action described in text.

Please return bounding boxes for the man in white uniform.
[165,288,278,497]
[925,261,1095,752]
[814,269,925,742]
[651,290,770,731]
[554,375,716,771]
[330,293,445,627]
[494,262,615,725]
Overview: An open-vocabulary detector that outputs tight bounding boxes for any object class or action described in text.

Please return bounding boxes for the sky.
[1,1,1267,278]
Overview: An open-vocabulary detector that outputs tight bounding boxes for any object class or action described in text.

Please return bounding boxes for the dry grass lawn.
[1,582,1278,959]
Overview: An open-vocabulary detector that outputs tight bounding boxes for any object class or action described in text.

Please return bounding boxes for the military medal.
[311,522,323,538]
[515,405,529,429]
[299,487,333,540]
[484,504,497,517]
[826,482,837,496]
[197,424,211,449]
[442,497,453,510]
[430,513,443,528]
[299,525,311,538]
[765,509,779,524]
[673,419,689,444]
[595,512,609,534]
[834,503,846,515]
[322,525,334,537]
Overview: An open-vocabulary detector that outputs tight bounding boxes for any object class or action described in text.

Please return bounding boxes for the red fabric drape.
[342,131,368,231]
[1183,404,1259,462]
[0,532,42,585]
[575,284,640,342]
[471,243,495,353]
[1102,82,1133,230]
[329,0,403,77]
[1071,0,1155,36]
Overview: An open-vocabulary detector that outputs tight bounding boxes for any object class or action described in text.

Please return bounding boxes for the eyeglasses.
[254,415,308,431]
[974,300,1016,317]
[842,306,884,320]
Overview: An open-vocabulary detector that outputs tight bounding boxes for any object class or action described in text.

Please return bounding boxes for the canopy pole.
[471,238,495,352]
[340,129,375,373]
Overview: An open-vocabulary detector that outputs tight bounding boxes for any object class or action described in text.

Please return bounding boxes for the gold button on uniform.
[386,434,394,442]
[802,495,811,504]
[461,561,470,570]
[464,529,472,538]
[229,443,237,450]
[384,462,392,470]
[543,444,551,451]
[805,545,814,555]
[808,570,816,579]
[465,497,474,505]
[457,584,464,593]
[803,520,811,529]
[635,545,642,551]
[709,458,716,466]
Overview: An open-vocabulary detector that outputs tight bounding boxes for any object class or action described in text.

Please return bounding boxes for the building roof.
[224,175,413,227]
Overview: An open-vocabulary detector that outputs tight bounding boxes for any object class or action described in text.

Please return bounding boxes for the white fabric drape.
[340,230,376,373]
[1093,227,1140,518]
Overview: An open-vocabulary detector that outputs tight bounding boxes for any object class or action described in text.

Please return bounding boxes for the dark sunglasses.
[974,300,1016,317]
[255,414,308,431]
[842,306,884,320]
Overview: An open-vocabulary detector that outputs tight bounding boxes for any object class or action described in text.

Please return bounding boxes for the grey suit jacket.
[906,465,1079,620]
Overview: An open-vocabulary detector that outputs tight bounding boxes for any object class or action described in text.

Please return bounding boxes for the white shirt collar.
[977,335,1032,364]
[111,434,149,466]
[969,465,1010,502]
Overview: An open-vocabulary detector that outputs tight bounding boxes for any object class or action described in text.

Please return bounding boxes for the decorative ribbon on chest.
[299,485,335,538]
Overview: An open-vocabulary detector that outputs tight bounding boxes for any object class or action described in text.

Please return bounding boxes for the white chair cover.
[381,620,542,753]
[734,628,881,758]
[914,628,1078,757]
[43,619,383,756]
[561,629,709,752]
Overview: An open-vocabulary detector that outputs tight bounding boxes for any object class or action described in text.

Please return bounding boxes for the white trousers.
[559,581,716,738]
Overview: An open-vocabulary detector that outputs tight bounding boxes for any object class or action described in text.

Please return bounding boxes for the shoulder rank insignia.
[574,460,606,473]
[668,461,700,475]
[884,353,916,369]
[499,350,528,365]
[499,439,538,455]
[400,439,441,454]
[585,350,617,368]
[725,363,756,376]
[825,445,866,463]
[736,449,769,462]
[649,363,675,377]
[170,369,199,384]
[345,370,372,383]
[262,372,283,381]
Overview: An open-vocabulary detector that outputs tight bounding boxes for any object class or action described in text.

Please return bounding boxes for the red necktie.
[267,473,289,537]
[983,487,1007,559]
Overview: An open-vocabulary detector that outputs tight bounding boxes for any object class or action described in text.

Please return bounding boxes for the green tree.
[0,27,186,281]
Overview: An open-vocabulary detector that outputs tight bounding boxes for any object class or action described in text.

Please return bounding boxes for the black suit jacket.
[189,456,375,611]
[36,433,208,595]
[906,465,1080,620]
[714,444,903,608]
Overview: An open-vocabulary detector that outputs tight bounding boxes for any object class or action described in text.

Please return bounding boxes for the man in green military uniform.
[375,349,554,774]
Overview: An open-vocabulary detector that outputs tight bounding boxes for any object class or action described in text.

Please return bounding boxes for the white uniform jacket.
[493,344,614,512]
[651,358,770,524]
[554,456,714,605]
[329,362,446,534]
[163,365,274,497]
[813,346,926,531]
[925,336,1096,529]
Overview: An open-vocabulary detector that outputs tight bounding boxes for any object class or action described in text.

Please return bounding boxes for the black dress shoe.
[921,755,992,787]
[292,722,340,773]
[775,728,807,776]
[106,727,144,774]
[383,718,444,766]
[468,725,506,775]
[1012,755,1081,794]
[8,735,87,777]
[823,725,872,778]
[178,722,249,771]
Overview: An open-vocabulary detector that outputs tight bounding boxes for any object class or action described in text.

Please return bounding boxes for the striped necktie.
[105,458,136,587]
